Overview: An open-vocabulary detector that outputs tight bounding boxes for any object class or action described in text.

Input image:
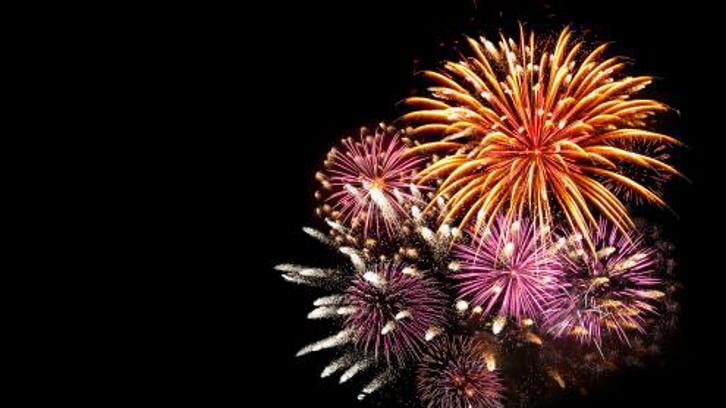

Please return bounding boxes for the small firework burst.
[316,124,426,240]
[345,261,449,365]
[453,217,562,323]
[543,219,664,348]
[402,26,683,246]
[417,336,505,408]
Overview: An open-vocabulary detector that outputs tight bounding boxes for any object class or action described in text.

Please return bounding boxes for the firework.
[316,124,426,241]
[345,261,449,365]
[542,218,664,348]
[417,336,505,408]
[402,26,682,246]
[452,217,562,323]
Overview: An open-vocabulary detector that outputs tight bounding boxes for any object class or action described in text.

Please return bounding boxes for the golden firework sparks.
[401,26,683,247]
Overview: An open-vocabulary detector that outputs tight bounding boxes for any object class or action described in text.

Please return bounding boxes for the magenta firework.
[453,218,562,323]
[543,219,665,347]
[345,262,449,365]
[315,124,425,240]
[417,336,505,408]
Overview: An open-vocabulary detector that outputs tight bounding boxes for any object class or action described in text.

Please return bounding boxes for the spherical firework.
[316,124,426,240]
[417,336,505,408]
[452,217,562,323]
[401,26,683,244]
[543,218,664,348]
[344,261,449,365]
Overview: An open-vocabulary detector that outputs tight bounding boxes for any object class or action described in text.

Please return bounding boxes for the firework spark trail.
[339,359,371,384]
[303,226,334,246]
[357,370,394,400]
[321,354,354,378]
[543,218,664,348]
[453,217,563,322]
[401,26,683,248]
[296,329,355,357]
[316,124,427,240]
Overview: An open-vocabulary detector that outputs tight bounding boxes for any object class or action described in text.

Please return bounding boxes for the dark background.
[248,0,718,406]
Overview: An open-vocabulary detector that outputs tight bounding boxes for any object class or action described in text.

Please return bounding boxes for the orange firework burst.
[401,26,683,247]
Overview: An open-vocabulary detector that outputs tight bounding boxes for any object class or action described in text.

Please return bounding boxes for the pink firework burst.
[417,336,505,408]
[316,124,425,240]
[543,218,665,348]
[452,217,562,323]
[344,262,448,365]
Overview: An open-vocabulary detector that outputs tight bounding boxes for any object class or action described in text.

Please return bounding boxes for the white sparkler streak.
[451,227,461,239]
[296,329,353,357]
[419,227,435,243]
[597,246,616,259]
[340,360,370,384]
[438,223,451,238]
[613,258,637,272]
[484,353,497,371]
[321,354,353,378]
[302,226,333,245]
[381,320,397,335]
[340,247,365,273]
[437,196,446,210]
[425,326,442,341]
[492,316,507,335]
[345,183,366,205]
[274,264,307,273]
[395,310,411,320]
[502,242,515,259]
[510,220,521,233]
[368,186,398,225]
[308,306,338,319]
[410,184,422,200]
[393,188,404,204]
[336,306,357,315]
[363,271,386,287]
[455,300,469,312]
[281,274,310,285]
[411,205,422,221]
[298,268,334,278]
[482,38,499,59]
[357,370,393,401]
[630,252,648,262]
[402,266,419,277]
[325,218,347,233]
[448,261,460,271]
[314,295,345,307]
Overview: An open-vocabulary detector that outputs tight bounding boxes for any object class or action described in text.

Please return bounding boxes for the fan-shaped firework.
[417,336,505,408]
[316,124,426,240]
[345,261,449,365]
[452,217,562,323]
[543,219,664,348]
[402,26,683,246]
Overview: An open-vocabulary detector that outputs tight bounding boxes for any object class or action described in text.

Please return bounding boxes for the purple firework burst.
[417,336,505,408]
[543,218,664,348]
[316,124,425,240]
[344,262,448,365]
[453,217,562,323]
